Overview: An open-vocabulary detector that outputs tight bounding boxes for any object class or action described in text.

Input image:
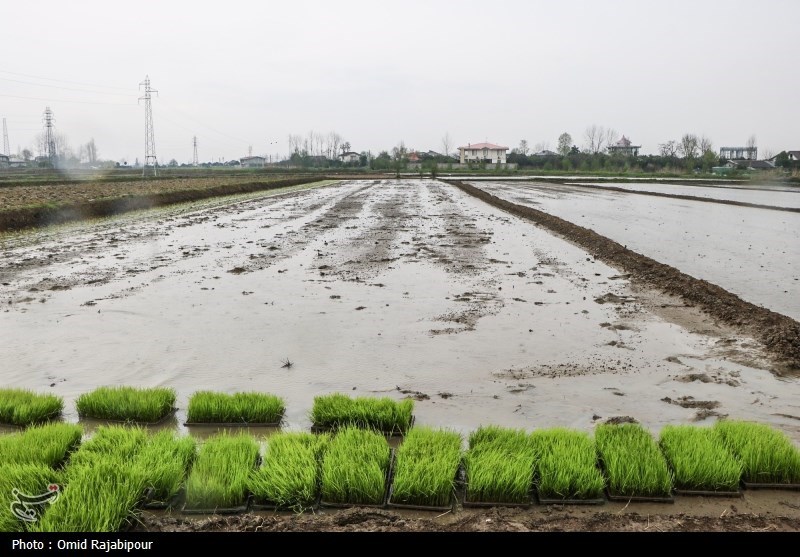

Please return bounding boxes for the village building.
[239,156,265,168]
[607,136,641,157]
[458,142,509,164]
[339,151,360,164]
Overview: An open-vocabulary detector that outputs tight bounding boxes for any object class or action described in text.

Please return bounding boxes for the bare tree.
[761,148,774,160]
[658,140,679,157]
[678,133,699,159]
[519,139,530,155]
[584,125,612,154]
[288,134,302,154]
[604,128,618,152]
[557,133,572,157]
[746,134,757,149]
[341,141,351,155]
[699,135,713,155]
[86,138,98,163]
[441,132,452,157]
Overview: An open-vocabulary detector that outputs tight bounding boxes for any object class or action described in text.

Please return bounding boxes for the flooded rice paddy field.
[1,179,799,444]
[471,181,800,322]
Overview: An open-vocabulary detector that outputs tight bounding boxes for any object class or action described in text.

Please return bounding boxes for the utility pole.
[139,76,158,177]
[192,136,198,166]
[43,107,56,167]
[2,118,9,156]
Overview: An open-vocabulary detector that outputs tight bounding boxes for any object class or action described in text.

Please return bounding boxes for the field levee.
[0,177,326,233]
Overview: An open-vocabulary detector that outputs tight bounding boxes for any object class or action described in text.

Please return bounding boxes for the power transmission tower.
[138,76,158,177]
[2,118,9,156]
[192,136,198,166]
[42,107,57,167]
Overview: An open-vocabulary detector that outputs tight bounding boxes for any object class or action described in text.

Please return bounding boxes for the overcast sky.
[2,0,798,164]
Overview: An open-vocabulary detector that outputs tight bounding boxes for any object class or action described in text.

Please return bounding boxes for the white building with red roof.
[458,142,509,164]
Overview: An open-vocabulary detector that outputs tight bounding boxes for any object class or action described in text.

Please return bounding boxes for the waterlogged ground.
[1,179,799,447]
[471,181,800,321]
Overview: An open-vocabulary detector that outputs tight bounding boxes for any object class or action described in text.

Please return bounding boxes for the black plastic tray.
[741,481,800,491]
[605,489,675,503]
[311,416,415,438]
[537,494,606,506]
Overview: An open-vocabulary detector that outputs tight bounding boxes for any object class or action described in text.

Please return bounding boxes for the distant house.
[531,149,559,157]
[240,156,265,168]
[788,151,800,162]
[607,136,641,157]
[339,151,360,164]
[8,157,26,168]
[720,146,757,161]
[458,142,509,164]
[0,154,9,168]
[725,159,775,171]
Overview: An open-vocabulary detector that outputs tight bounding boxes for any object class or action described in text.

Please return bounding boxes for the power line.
[0,76,136,97]
[0,69,132,91]
[0,93,136,106]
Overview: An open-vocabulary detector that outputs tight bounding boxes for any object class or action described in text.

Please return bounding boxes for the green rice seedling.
[320,426,391,505]
[134,431,197,503]
[184,432,260,510]
[66,425,148,469]
[75,386,176,423]
[0,388,63,426]
[659,425,742,492]
[249,431,330,511]
[595,423,673,497]
[310,393,414,434]
[532,428,605,501]
[30,457,147,532]
[464,425,537,504]
[186,391,285,424]
[0,423,82,468]
[714,420,800,485]
[0,464,61,532]
[390,426,463,508]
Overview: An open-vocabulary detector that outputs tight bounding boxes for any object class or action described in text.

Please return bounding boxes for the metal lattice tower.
[139,76,158,177]
[193,136,198,166]
[2,118,9,157]
[43,107,57,166]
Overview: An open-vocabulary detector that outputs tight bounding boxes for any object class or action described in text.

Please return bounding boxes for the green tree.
[557,133,572,157]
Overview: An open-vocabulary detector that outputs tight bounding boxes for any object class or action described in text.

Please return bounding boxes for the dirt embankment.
[445,180,800,374]
[0,177,324,233]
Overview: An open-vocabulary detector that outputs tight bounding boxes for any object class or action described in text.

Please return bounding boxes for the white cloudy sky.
[2,0,798,163]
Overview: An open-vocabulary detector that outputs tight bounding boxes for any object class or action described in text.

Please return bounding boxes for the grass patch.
[75,386,176,423]
[0,388,63,426]
[249,432,330,511]
[390,426,463,508]
[310,393,414,434]
[0,464,61,532]
[532,428,605,501]
[320,426,391,506]
[659,425,742,492]
[0,423,83,468]
[186,391,285,424]
[135,431,197,503]
[184,432,260,510]
[595,423,673,497]
[464,426,537,504]
[714,420,800,485]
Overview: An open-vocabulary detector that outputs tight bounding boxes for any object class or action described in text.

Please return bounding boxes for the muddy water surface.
[473,181,800,321]
[2,180,799,443]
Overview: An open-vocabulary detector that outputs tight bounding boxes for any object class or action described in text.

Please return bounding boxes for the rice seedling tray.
[741,481,800,491]
[183,421,282,427]
[673,488,743,497]
[311,416,416,437]
[536,494,606,505]
[387,466,463,512]
[181,494,252,515]
[319,448,394,509]
[462,493,534,509]
[82,407,178,426]
[605,489,675,503]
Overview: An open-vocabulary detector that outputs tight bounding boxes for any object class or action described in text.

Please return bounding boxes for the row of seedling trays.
[2,389,800,532]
